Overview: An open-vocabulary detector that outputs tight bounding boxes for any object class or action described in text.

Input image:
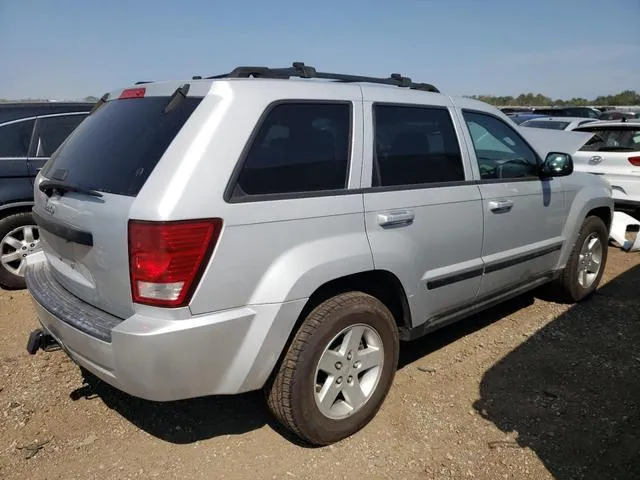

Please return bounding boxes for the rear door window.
[42,96,202,196]
[34,114,87,157]
[230,102,351,198]
[373,105,465,186]
[0,119,35,157]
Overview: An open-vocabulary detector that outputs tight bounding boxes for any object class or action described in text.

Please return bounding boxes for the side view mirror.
[541,152,573,177]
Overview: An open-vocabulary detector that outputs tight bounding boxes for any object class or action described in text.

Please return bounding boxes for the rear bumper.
[25,253,306,401]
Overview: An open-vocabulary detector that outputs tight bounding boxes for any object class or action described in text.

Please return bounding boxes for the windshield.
[578,127,640,152]
[41,96,202,196]
[522,120,569,130]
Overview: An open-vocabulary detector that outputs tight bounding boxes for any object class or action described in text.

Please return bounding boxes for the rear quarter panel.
[0,176,34,211]
[129,81,373,314]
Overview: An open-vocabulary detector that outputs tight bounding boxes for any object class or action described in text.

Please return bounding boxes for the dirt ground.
[1,250,638,480]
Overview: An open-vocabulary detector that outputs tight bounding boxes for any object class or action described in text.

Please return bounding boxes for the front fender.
[557,179,613,270]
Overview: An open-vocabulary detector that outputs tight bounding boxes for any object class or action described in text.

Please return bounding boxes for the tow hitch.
[26,329,58,355]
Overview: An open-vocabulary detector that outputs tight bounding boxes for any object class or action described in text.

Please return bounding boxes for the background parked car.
[520,116,598,131]
[0,105,92,288]
[500,107,533,115]
[532,106,602,119]
[506,113,547,125]
[572,121,640,214]
[0,102,94,124]
[598,110,638,121]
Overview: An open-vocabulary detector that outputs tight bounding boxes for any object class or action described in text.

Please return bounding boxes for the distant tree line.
[0,96,98,103]
[469,90,640,107]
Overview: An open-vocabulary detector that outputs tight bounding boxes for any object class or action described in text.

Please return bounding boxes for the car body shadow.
[70,293,535,447]
[399,293,535,368]
[474,264,640,480]
[71,373,311,447]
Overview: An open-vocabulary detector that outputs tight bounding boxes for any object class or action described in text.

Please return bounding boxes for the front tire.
[557,216,608,302]
[0,212,41,290]
[265,292,399,445]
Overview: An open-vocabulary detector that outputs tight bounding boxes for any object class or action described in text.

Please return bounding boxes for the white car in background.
[571,121,640,212]
[520,116,598,131]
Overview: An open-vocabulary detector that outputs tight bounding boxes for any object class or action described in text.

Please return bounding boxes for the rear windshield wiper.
[39,180,103,198]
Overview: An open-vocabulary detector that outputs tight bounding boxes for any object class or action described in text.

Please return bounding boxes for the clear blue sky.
[1,0,638,100]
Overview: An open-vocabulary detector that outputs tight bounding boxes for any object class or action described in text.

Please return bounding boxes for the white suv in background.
[572,121,640,213]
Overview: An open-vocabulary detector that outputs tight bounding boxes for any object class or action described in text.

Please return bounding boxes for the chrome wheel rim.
[577,232,602,288]
[314,323,384,420]
[0,225,40,277]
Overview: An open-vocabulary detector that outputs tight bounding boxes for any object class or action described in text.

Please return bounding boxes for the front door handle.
[377,210,415,227]
[489,199,514,213]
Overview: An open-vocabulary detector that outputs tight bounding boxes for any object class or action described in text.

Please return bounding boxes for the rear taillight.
[629,156,640,166]
[128,219,222,307]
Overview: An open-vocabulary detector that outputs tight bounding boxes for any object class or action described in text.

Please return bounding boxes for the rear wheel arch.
[293,270,412,341]
[0,201,35,218]
[260,270,411,393]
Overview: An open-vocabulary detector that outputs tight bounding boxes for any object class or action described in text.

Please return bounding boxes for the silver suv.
[25,63,613,445]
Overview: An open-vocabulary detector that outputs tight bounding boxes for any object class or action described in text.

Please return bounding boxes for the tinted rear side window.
[0,119,35,157]
[231,102,351,198]
[42,97,202,196]
[34,114,87,157]
[373,105,464,186]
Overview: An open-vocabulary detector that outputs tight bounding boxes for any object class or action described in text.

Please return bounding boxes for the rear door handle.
[377,210,415,227]
[488,199,514,213]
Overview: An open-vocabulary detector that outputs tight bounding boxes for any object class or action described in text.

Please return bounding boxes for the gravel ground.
[1,250,638,480]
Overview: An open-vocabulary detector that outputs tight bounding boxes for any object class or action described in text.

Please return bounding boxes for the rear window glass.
[578,128,640,152]
[230,102,351,198]
[41,96,202,196]
[522,120,569,130]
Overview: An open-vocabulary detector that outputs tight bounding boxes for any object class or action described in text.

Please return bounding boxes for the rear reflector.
[120,87,146,99]
[128,219,222,307]
[629,156,640,166]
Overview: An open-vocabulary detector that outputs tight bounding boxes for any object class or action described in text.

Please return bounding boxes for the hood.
[517,127,595,158]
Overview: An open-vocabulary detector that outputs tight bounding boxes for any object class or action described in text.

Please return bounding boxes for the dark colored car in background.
[531,106,602,119]
[599,110,638,121]
[0,102,94,124]
[0,102,93,289]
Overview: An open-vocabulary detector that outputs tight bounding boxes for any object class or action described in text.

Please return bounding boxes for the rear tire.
[556,216,608,302]
[0,212,40,290]
[265,292,399,446]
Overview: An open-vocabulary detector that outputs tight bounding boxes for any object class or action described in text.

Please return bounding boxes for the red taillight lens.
[629,156,640,166]
[119,87,146,99]
[128,219,222,307]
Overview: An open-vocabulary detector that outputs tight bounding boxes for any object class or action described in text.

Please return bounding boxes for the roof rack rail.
[135,81,153,85]
[206,62,439,93]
